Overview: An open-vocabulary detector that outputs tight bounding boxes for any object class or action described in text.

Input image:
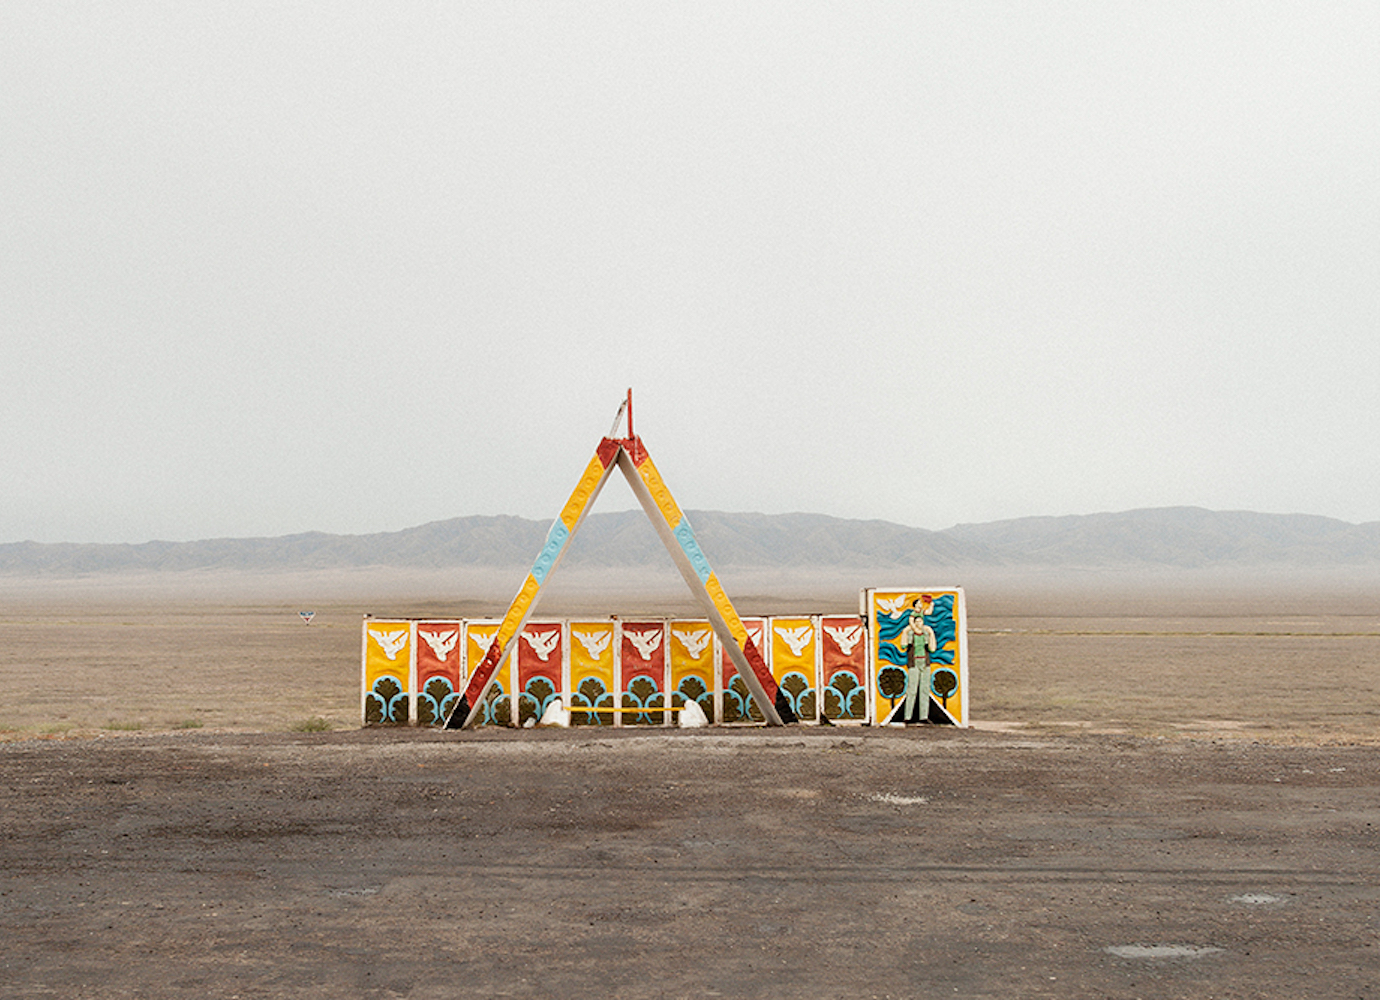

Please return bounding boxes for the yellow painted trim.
[704,574,747,646]
[569,704,683,713]
[560,453,610,532]
[496,575,540,647]
[635,455,683,529]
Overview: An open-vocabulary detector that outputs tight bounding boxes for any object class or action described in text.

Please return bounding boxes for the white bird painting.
[876,595,908,618]
[625,627,663,661]
[745,625,763,650]
[824,624,864,656]
[368,628,409,661]
[775,625,814,658]
[469,630,497,654]
[672,627,712,660]
[418,628,458,660]
[571,629,612,659]
[522,628,560,662]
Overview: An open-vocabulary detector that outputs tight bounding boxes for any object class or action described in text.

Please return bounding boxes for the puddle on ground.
[1104,945,1223,960]
[1230,892,1288,905]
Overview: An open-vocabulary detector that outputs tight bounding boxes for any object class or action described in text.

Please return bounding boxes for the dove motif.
[824,624,863,656]
[672,627,712,660]
[368,628,409,661]
[418,628,458,660]
[522,628,560,662]
[775,624,814,658]
[625,627,663,661]
[572,629,612,659]
[876,595,908,618]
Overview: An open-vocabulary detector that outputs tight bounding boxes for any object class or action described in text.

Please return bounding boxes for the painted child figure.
[899,596,937,724]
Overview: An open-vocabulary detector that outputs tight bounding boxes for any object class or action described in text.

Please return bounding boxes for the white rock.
[539,697,570,728]
[1104,945,1223,960]
[679,699,708,728]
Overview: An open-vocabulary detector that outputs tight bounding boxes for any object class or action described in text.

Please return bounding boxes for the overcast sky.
[2,2,1377,544]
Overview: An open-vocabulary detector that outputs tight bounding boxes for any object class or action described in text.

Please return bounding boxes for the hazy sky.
[3,3,1377,544]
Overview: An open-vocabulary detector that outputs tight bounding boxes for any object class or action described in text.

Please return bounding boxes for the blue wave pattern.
[480,681,510,726]
[877,594,956,668]
[776,670,816,719]
[722,674,765,723]
[823,670,867,719]
[366,674,408,725]
[521,676,560,720]
[570,677,614,726]
[621,676,663,725]
[676,675,713,722]
[417,676,458,727]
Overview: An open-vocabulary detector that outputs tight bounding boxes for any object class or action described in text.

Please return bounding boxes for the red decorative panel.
[619,620,667,725]
[720,617,767,723]
[516,622,564,726]
[820,615,868,721]
[415,620,462,727]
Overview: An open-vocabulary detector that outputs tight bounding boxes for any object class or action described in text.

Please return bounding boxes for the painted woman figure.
[899,596,937,724]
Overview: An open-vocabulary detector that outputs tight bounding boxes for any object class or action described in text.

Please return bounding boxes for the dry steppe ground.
[1,570,1378,998]
[1,568,1377,742]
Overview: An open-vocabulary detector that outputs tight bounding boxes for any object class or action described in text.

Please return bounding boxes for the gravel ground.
[3,726,1378,998]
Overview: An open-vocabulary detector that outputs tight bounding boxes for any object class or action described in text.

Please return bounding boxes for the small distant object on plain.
[299,611,316,624]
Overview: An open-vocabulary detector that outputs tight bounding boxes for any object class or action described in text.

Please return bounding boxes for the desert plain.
[2,567,1378,997]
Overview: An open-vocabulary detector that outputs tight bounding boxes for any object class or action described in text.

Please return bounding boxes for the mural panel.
[669,619,715,723]
[769,617,818,723]
[870,589,965,726]
[363,620,412,725]
[819,615,868,722]
[568,621,616,726]
[415,620,462,727]
[516,621,564,726]
[361,592,966,729]
[619,620,667,726]
[720,617,767,724]
[464,621,509,727]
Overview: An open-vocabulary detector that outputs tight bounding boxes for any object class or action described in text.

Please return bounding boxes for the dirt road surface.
[3,727,1377,999]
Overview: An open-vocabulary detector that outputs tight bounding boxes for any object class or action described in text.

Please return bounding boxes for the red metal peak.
[595,437,622,468]
[622,435,648,467]
[597,434,648,467]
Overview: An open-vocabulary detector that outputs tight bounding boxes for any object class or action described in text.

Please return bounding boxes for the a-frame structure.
[446,393,795,729]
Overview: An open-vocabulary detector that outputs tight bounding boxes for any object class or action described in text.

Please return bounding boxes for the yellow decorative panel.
[770,617,817,722]
[363,620,411,725]
[669,619,715,723]
[568,621,616,726]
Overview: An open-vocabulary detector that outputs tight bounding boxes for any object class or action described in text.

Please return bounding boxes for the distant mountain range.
[4,507,1380,576]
